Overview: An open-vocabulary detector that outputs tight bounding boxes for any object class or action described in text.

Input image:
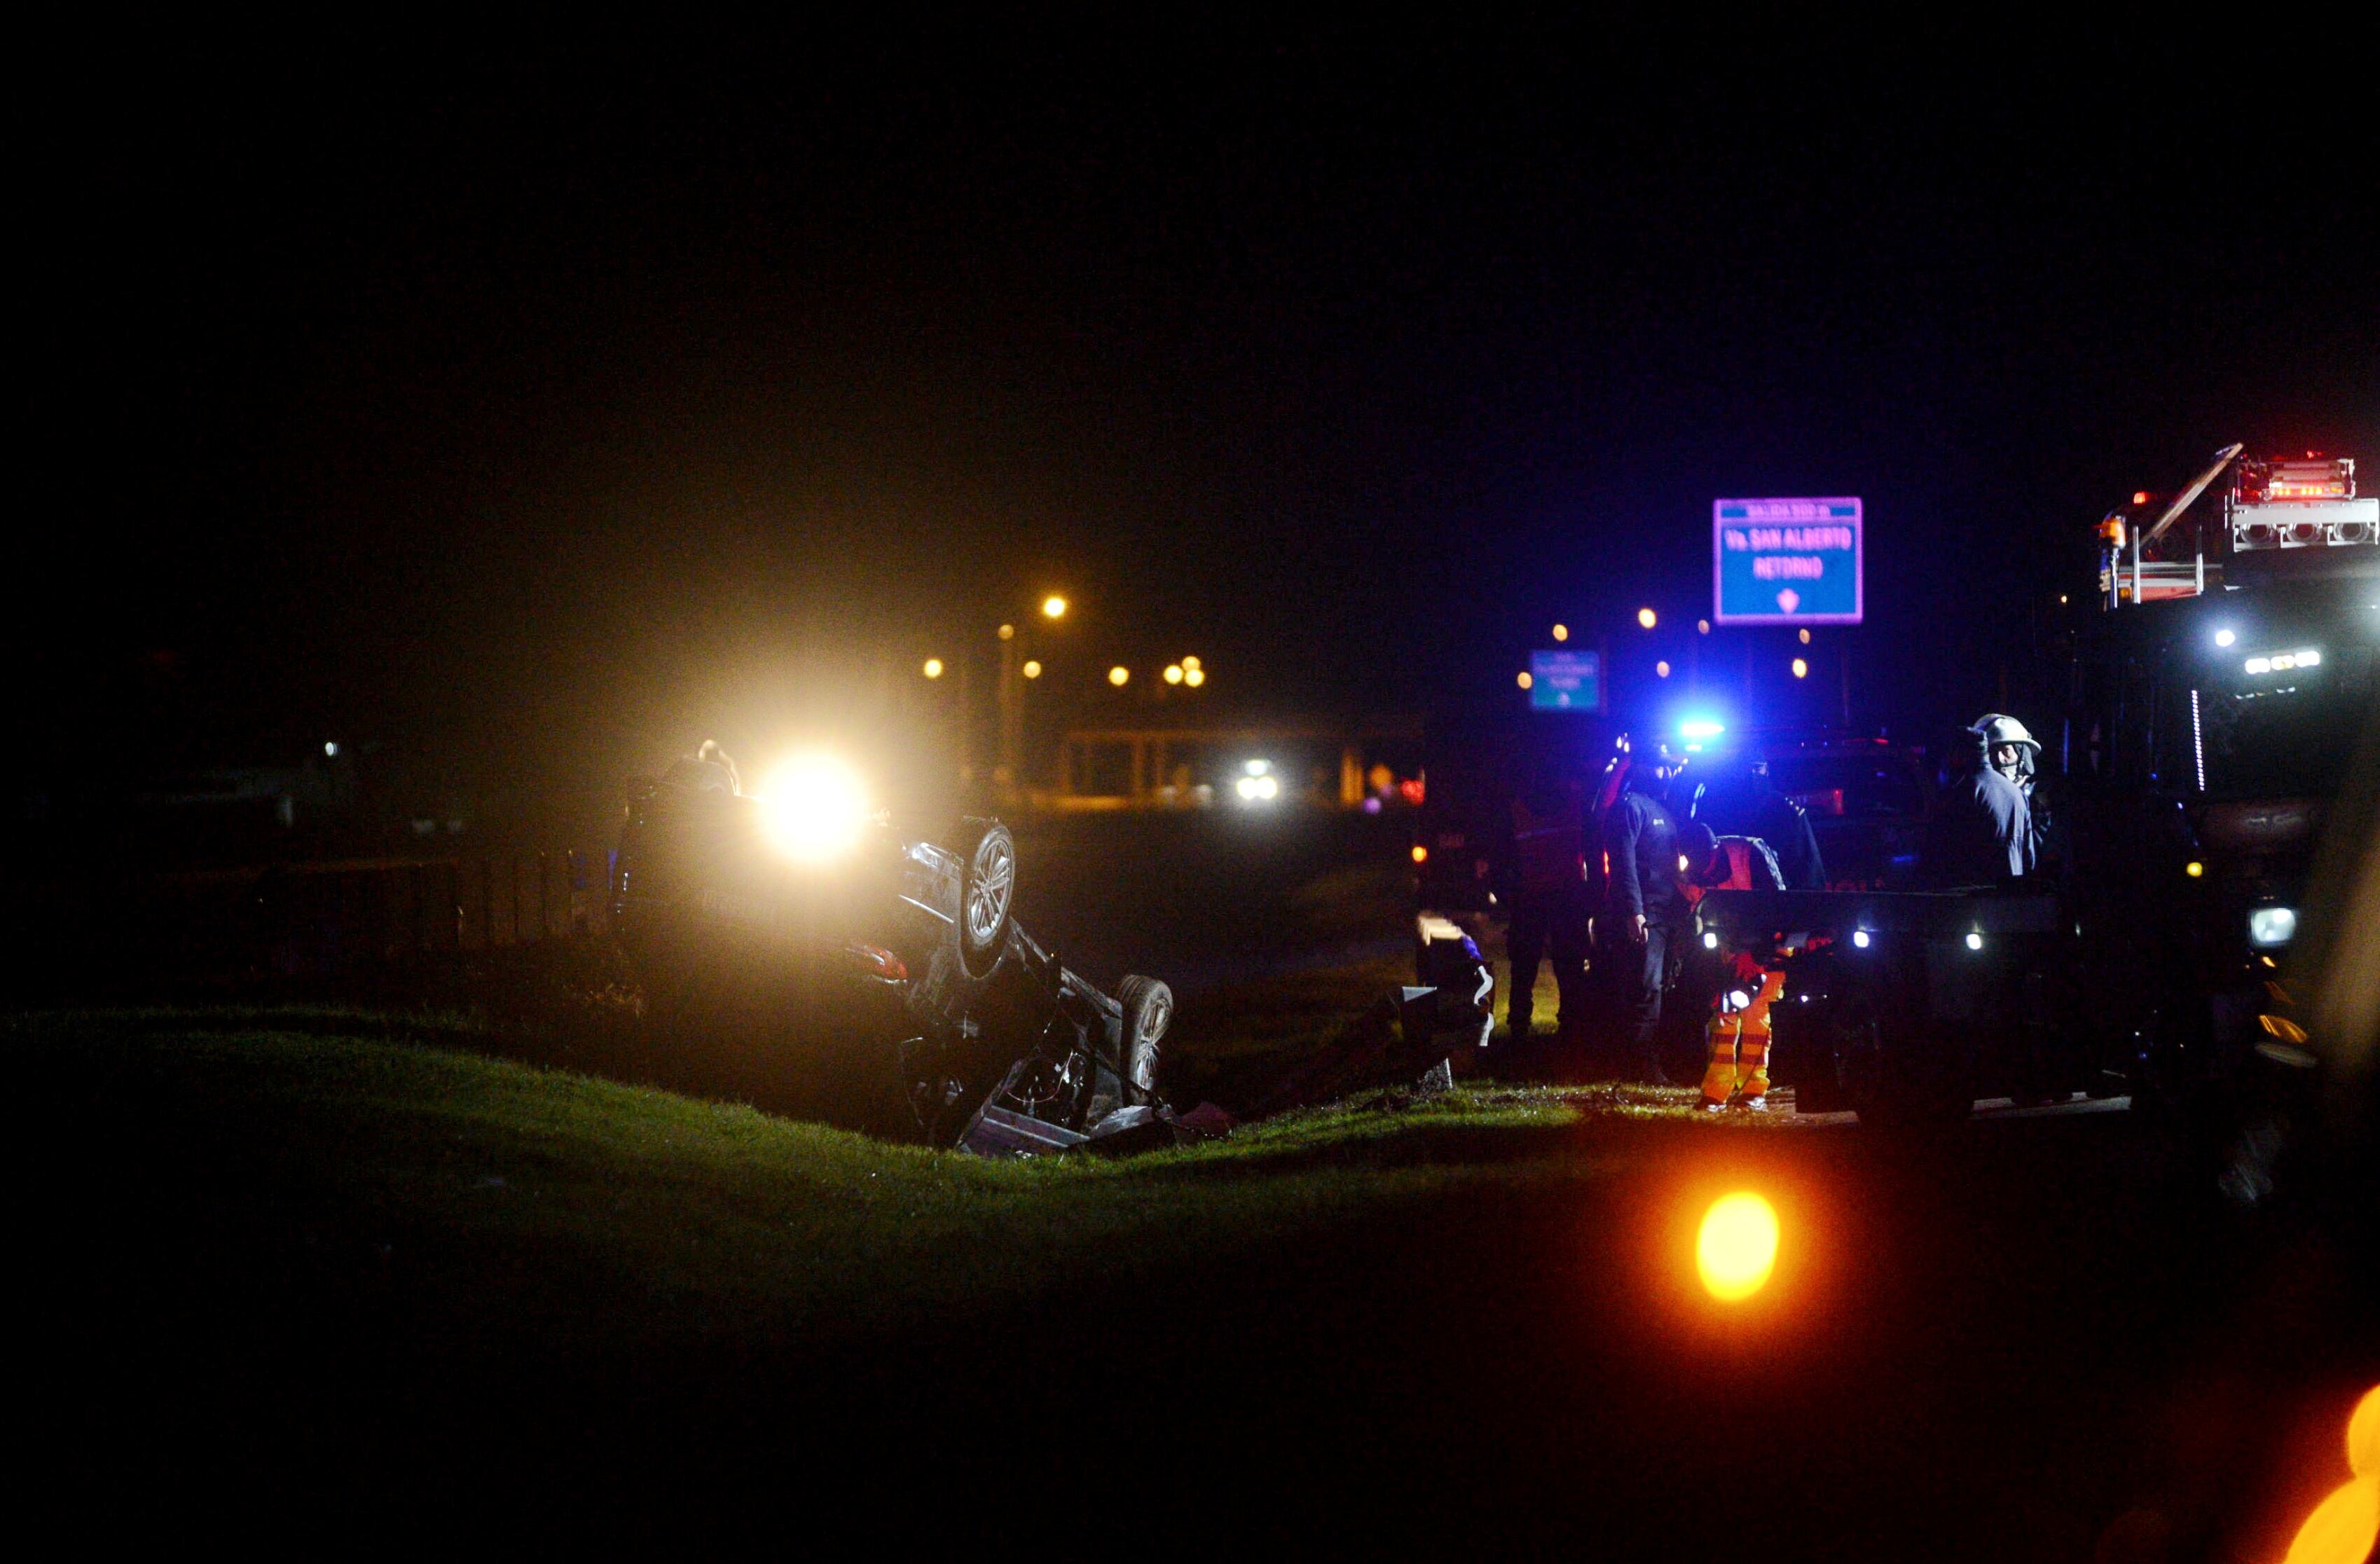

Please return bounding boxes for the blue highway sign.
[1712,498,1863,624]
[1529,649,1602,711]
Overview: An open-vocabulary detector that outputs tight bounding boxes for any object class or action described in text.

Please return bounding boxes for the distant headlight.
[2248,906,2297,947]
[757,755,873,862]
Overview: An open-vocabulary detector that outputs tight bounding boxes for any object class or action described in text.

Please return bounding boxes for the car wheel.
[1116,975,1174,1104]
[947,817,1016,978]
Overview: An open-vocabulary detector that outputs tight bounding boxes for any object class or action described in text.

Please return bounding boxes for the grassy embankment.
[11,971,1763,1357]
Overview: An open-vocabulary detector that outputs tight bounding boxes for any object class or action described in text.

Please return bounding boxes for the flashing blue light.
[1679,718,1727,742]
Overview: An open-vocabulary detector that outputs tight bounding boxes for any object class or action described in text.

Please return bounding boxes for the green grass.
[11,995,1801,1361]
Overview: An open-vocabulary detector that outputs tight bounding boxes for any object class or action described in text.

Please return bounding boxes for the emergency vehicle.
[1707,447,2379,1123]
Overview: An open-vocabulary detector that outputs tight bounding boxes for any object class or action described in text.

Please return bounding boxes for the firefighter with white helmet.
[1976,713,2041,794]
[1922,713,2039,885]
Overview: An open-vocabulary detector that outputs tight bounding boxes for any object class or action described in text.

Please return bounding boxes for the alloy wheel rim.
[967,837,1013,942]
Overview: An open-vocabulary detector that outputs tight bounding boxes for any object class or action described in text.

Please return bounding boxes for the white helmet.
[1973,714,2039,780]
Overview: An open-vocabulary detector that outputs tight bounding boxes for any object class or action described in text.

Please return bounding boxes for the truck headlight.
[2248,906,2297,947]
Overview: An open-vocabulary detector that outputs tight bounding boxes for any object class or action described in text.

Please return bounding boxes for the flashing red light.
[2132,491,2150,505]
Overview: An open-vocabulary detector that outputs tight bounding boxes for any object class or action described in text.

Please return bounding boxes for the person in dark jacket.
[1499,772,1590,1043]
[1603,753,1684,1084]
[1923,715,2037,886]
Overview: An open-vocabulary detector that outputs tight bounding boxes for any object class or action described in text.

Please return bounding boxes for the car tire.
[1116,975,1174,1104]
[947,816,1017,979]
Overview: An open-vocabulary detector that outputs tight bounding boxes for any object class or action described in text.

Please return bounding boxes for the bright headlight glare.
[2248,906,2297,947]
[1852,929,1871,949]
[757,755,872,861]
[1702,930,1719,949]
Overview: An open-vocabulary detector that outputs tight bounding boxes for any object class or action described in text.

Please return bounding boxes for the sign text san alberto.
[1712,498,1864,625]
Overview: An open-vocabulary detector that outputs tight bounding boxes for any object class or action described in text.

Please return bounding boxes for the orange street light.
[1022,659,1042,679]
[1041,595,1068,619]
[1552,623,1569,642]
[1637,607,1658,629]
[1108,665,1129,686]
[922,658,945,679]
[1183,667,1205,687]
[1516,671,1534,690]
[1164,664,1184,685]
[1791,658,1810,679]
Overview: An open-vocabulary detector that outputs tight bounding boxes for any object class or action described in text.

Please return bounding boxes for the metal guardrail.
[251,850,612,973]
[4,848,618,992]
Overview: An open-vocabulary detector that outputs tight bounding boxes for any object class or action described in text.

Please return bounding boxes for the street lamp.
[1183,667,1205,687]
[1164,664,1184,685]
[1552,623,1569,642]
[1108,665,1130,687]
[1791,657,1810,680]
[922,657,945,679]
[1637,607,1658,629]
[992,596,1073,804]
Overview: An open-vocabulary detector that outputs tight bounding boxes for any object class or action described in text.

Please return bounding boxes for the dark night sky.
[24,16,2378,824]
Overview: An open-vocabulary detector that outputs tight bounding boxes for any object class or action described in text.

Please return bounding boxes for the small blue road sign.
[1529,649,1601,711]
[1712,498,1864,624]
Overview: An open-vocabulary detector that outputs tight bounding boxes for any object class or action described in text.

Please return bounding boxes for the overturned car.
[611,760,1173,1153]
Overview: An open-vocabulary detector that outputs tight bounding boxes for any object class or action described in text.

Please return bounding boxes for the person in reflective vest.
[1679,821,1787,1111]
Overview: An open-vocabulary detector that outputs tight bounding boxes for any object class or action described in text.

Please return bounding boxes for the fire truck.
[1706,447,2379,1123]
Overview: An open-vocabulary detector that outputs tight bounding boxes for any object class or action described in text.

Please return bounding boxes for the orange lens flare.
[2278,1384,2380,1564]
[1695,1192,1778,1302]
